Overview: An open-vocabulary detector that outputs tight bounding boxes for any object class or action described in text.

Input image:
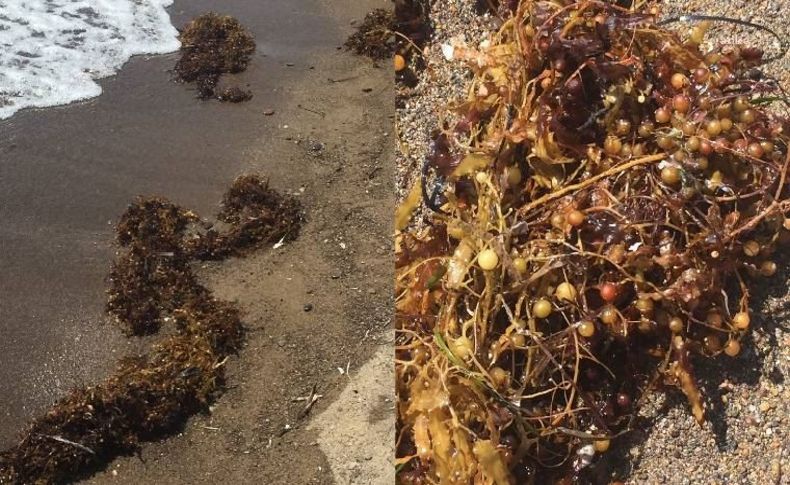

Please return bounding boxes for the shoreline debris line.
[0,175,301,484]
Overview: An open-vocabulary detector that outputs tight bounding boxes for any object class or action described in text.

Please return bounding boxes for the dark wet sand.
[0,0,339,446]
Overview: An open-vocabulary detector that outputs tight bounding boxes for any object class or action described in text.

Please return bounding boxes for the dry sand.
[1,0,393,483]
[310,342,394,485]
[396,1,789,484]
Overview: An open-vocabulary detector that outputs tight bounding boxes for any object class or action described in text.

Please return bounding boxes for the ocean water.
[0,0,180,120]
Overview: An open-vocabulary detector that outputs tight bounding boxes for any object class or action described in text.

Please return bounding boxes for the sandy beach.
[11,0,788,483]
[0,0,392,483]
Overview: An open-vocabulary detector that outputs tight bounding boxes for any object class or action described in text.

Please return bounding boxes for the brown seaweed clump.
[108,176,301,335]
[107,198,200,335]
[0,175,300,484]
[346,3,432,88]
[216,85,253,103]
[192,174,303,260]
[345,8,397,60]
[396,1,790,483]
[174,13,256,101]
[345,2,432,61]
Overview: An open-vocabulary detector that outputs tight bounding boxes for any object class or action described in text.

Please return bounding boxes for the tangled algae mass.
[396,1,789,483]
[0,176,301,484]
[345,1,432,63]
[174,13,256,101]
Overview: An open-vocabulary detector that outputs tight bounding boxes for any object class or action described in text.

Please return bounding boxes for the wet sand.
[1,2,392,482]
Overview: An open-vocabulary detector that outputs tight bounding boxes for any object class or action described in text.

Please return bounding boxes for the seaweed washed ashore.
[345,1,431,64]
[396,1,789,483]
[174,13,256,102]
[0,176,301,484]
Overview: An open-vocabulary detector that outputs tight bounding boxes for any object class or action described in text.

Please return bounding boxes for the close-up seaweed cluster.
[0,176,301,484]
[395,1,789,483]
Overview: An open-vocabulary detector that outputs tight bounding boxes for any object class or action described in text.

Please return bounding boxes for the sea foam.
[0,0,180,119]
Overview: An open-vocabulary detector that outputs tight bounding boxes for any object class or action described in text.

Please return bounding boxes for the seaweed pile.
[344,2,432,91]
[396,1,789,483]
[216,86,254,103]
[346,8,397,60]
[0,176,301,484]
[174,13,256,101]
[345,2,431,68]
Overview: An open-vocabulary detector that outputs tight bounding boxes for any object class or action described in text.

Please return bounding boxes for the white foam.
[0,0,180,119]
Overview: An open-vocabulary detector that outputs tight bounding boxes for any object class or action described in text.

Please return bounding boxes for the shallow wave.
[0,0,180,119]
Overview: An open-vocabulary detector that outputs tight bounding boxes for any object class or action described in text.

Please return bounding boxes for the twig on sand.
[328,76,360,84]
[296,384,323,419]
[297,104,326,117]
[35,434,95,455]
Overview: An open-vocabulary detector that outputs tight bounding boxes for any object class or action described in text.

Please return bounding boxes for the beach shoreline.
[1,0,393,483]
[0,0,321,446]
